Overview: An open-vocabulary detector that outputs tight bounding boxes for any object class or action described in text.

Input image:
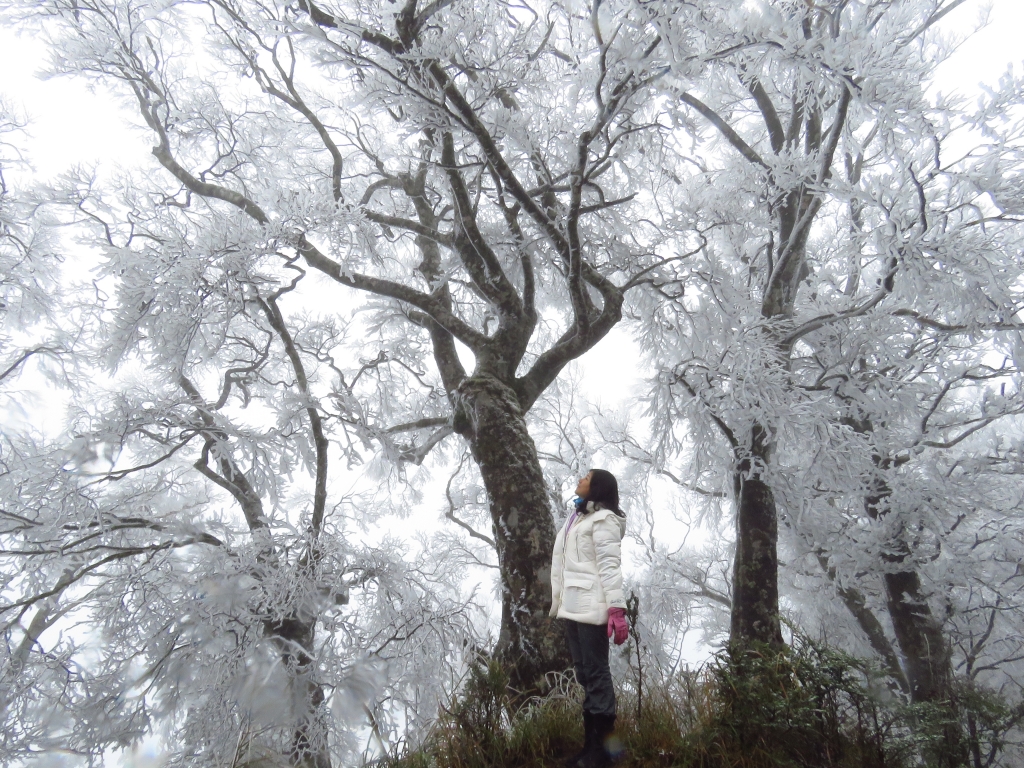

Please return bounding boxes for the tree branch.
[782,254,898,345]
[443,455,495,548]
[440,132,524,317]
[893,309,1024,334]
[256,295,329,539]
[0,346,60,382]
[679,92,770,171]
[386,417,449,433]
[180,376,269,532]
[746,78,785,154]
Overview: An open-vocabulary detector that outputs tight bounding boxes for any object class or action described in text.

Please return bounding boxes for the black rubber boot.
[564,710,594,768]
[581,713,617,767]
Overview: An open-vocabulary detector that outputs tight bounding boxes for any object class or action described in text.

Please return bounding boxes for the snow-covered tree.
[1,0,699,692]
[5,0,1024,765]
[0,170,480,765]
[638,0,1024,742]
[0,101,67,408]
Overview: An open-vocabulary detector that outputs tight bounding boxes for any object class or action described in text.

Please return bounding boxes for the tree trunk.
[730,422,785,647]
[453,374,571,692]
[726,185,820,648]
[862,479,954,705]
[881,564,952,704]
[864,483,965,767]
[882,563,965,767]
[817,553,911,696]
[267,615,332,768]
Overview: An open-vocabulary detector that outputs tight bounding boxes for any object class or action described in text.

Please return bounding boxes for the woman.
[550,469,629,768]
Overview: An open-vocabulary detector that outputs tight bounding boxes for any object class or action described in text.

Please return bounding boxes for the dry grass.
[377,639,1010,768]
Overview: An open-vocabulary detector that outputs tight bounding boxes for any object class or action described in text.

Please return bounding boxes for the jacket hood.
[584,501,626,536]
[582,499,626,518]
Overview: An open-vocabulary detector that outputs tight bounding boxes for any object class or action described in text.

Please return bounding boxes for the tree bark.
[816,553,911,696]
[881,564,965,767]
[881,566,952,702]
[861,471,955,706]
[266,614,332,768]
[452,374,571,692]
[730,422,785,646]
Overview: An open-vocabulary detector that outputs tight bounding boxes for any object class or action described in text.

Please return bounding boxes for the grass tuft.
[378,638,1010,768]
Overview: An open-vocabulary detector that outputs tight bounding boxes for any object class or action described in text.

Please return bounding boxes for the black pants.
[564,619,615,716]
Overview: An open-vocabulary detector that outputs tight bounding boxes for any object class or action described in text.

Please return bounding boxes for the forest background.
[2,1,1024,766]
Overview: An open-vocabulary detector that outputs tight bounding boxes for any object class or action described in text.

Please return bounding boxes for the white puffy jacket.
[549,501,627,625]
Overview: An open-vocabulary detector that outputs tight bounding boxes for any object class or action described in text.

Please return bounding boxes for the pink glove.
[607,607,628,645]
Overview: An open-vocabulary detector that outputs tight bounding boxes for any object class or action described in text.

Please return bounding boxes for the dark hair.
[585,469,623,515]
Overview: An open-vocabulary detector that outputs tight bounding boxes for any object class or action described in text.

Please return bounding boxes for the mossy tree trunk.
[454,375,571,690]
[730,423,784,646]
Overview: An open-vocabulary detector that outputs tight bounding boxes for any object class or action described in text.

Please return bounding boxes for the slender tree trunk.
[730,423,785,646]
[453,374,571,692]
[726,186,817,648]
[967,711,982,768]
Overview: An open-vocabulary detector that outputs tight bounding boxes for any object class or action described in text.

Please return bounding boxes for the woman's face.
[575,471,593,499]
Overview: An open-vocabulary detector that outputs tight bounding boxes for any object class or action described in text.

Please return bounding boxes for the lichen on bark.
[453,374,571,691]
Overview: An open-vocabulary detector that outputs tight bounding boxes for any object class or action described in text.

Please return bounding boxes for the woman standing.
[550,469,629,768]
